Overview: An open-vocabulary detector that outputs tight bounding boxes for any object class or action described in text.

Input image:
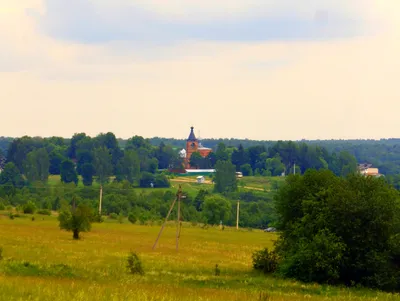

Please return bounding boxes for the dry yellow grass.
[0,214,399,301]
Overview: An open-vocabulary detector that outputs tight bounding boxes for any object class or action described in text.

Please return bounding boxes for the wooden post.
[152,185,182,251]
[236,200,240,230]
[152,198,177,250]
[99,185,103,215]
[176,187,182,251]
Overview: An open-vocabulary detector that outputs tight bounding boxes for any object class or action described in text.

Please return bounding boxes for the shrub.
[0,203,5,210]
[23,201,36,214]
[126,252,144,275]
[118,213,124,224]
[252,248,278,274]
[9,212,14,220]
[215,264,220,276]
[109,213,118,220]
[91,212,104,223]
[128,213,137,224]
[37,209,51,216]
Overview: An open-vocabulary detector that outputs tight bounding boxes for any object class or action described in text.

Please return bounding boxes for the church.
[180,126,212,169]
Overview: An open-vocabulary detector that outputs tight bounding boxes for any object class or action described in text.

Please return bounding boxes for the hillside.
[0,213,397,301]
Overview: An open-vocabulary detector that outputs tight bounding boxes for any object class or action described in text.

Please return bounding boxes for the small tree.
[58,200,92,240]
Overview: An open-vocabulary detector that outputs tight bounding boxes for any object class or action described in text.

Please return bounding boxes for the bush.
[126,252,144,275]
[118,213,124,224]
[23,201,36,214]
[252,248,278,274]
[128,213,137,224]
[109,213,118,220]
[37,209,51,216]
[0,203,5,210]
[91,212,104,223]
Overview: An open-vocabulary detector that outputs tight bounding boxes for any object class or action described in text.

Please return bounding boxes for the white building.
[196,176,205,184]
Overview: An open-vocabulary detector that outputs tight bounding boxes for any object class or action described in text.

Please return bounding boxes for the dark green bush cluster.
[22,201,36,214]
[252,248,278,274]
[128,213,137,224]
[271,170,400,291]
[126,252,144,275]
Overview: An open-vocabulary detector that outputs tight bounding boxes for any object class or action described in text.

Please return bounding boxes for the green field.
[0,214,399,300]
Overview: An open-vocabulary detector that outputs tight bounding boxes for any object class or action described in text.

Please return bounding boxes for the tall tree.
[67,133,87,160]
[214,160,237,193]
[202,195,232,225]
[116,150,140,184]
[231,144,248,171]
[81,163,94,186]
[49,150,66,175]
[216,143,229,162]
[93,147,113,185]
[60,160,78,185]
[0,162,24,187]
[24,148,50,183]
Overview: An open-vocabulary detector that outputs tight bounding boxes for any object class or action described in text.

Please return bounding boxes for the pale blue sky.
[0,1,399,140]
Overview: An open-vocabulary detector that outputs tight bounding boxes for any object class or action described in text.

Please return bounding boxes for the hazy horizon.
[1,1,399,141]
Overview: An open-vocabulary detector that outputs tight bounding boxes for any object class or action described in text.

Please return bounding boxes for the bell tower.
[185,126,199,168]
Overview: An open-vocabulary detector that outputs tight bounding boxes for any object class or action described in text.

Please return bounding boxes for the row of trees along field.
[0,133,360,186]
[150,137,400,176]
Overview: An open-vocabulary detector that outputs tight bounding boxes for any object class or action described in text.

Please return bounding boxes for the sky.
[0,0,399,141]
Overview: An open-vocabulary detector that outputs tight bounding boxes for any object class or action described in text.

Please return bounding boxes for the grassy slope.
[0,214,398,301]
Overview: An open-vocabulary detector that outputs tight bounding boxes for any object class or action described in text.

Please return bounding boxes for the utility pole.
[153,185,183,251]
[236,200,240,230]
[176,187,182,251]
[99,185,103,215]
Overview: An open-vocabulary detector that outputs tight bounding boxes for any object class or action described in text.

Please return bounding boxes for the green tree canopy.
[274,170,400,290]
[93,147,113,185]
[58,200,93,240]
[202,195,232,225]
[24,148,50,183]
[214,160,237,193]
[60,160,78,185]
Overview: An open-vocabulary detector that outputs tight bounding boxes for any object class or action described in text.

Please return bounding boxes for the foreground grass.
[0,215,399,300]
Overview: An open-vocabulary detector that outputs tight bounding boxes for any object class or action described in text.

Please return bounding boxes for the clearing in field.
[0,214,399,301]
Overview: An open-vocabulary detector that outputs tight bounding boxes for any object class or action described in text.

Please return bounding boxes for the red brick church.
[183,126,212,169]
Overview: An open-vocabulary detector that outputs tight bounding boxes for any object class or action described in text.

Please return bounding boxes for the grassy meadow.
[1,213,400,301]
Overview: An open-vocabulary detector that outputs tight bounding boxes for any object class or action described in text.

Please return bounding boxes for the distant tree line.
[0,133,359,186]
[1,133,178,188]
